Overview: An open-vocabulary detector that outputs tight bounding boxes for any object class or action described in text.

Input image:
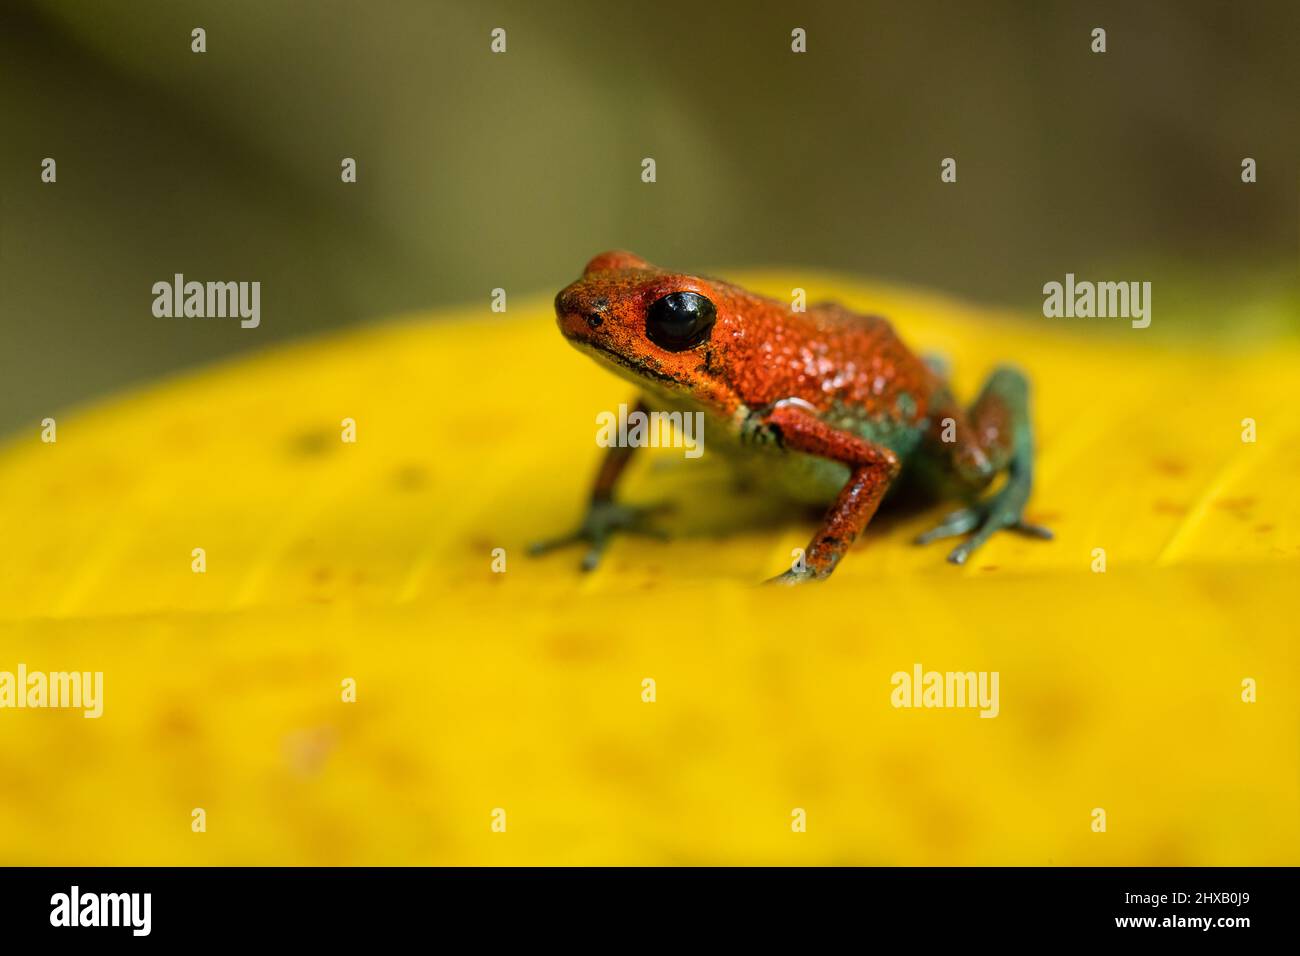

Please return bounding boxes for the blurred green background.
[1,0,1296,436]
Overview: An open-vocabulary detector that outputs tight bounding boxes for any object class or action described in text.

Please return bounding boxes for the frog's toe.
[933,507,1051,565]
[579,537,611,572]
[1011,519,1053,540]
[917,491,1052,564]
[529,499,672,572]
[914,507,982,544]
[764,567,824,586]
[527,531,581,556]
[946,533,992,565]
[944,505,1017,564]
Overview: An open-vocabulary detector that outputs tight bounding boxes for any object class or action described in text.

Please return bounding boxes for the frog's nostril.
[556,289,580,315]
[585,312,604,329]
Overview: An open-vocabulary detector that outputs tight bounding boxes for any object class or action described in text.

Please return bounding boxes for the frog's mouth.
[568,338,689,394]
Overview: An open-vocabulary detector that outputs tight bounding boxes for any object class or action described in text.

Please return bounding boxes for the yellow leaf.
[0,271,1295,865]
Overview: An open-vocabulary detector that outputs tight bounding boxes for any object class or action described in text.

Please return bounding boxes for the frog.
[530,251,1051,584]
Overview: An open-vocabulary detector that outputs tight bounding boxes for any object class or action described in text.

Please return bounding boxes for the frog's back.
[697,291,941,504]
[715,291,939,454]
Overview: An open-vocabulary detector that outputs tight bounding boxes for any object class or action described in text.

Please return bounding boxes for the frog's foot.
[914,486,1052,565]
[764,567,826,586]
[527,500,672,572]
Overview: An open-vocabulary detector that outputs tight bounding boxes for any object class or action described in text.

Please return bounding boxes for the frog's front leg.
[917,365,1052,564]
[760,403,901,585]
[528,398,670,571]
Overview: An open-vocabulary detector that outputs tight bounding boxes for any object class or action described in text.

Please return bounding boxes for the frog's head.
[554,251,739,411]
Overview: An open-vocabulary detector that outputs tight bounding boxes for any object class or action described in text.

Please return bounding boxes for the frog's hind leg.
[916,365,1052,564]
[921,351,951,379]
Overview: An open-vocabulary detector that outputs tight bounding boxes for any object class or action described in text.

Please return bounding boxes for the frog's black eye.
[645,291,716,351]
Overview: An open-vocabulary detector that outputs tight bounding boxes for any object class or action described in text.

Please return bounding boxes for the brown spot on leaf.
[546,631,605,662]
[283,727,337,776]
[289,429,332,457]
[155,704,199,741]
[1215,496,1255,519]
[394,464,429,490]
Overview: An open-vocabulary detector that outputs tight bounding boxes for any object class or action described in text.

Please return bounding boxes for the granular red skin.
[551,251,1033,581]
